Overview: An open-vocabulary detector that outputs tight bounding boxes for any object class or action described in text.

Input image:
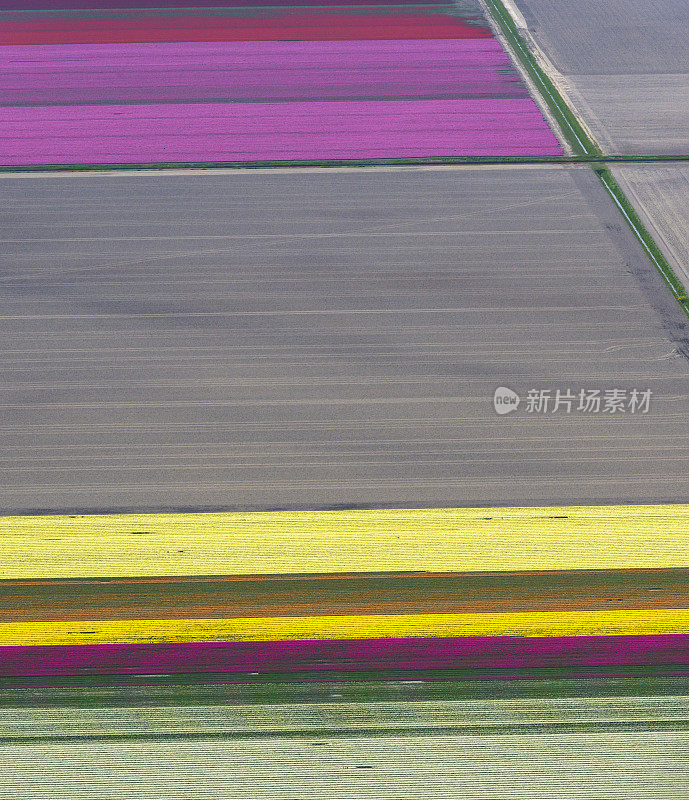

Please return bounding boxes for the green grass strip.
[3,673,689,708]
[3,665,689,694]
[7,155,689,175]
[483,0,599,156]
[595,167,689,316]
[0,156,575,174]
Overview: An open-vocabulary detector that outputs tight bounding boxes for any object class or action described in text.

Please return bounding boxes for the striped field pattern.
[3,676,688,798]
[0,2,563,165]
[2,505,689,678]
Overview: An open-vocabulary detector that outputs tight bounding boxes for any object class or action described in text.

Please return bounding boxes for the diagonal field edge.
[483,0,689,319]
[482,0,597,156]
[596,167,689,318]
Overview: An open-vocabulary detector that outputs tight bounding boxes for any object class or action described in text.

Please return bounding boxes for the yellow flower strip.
[2,505,689,579]
[2,608,689,648]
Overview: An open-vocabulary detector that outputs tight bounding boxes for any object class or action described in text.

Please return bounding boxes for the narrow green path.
[484,0,598,156]
[5,155,689,175]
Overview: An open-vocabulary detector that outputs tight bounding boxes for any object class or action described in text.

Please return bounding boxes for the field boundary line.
[483,0,689,318]
[482,0,599,156]
[596,167,689,317]
[6,155,689,174]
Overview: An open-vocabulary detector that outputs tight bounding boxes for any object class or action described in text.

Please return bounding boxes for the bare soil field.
[1,165,688,513]
[512,0,689,75]
[562,74,689,156]
[510,0,689,154]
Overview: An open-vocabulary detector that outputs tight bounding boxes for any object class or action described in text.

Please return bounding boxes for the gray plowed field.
[1,165,687,513]
[511,0,689,154]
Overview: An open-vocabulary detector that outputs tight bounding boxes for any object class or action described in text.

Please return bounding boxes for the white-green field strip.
[2,731,688,800]
[1,696,688,742]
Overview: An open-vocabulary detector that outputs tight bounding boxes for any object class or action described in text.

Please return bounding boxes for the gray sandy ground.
[511,0,689,75]
[562,75,689,156]
[1,165,688,513]
[2,731,688,799]
[510,0,689,154]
